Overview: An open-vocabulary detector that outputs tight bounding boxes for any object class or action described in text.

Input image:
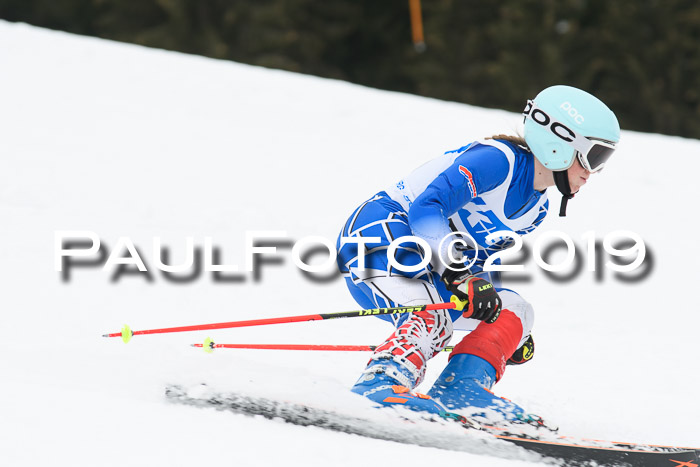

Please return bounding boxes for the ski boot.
[351,358,448,415]
[427,353,555,431]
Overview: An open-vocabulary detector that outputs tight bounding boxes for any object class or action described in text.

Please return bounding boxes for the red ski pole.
[192,338,455,353]
[103,302,457,343]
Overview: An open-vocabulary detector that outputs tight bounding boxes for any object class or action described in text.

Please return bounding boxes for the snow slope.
[1,20,698,466]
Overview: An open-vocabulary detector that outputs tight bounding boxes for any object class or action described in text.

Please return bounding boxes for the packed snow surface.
[1,20,698,466]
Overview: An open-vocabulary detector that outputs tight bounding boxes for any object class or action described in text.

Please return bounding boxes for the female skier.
[336,85,620,425]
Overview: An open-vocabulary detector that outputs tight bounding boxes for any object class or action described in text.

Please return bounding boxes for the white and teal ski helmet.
[522,85,620,216]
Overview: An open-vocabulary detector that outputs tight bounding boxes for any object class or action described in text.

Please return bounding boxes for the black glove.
[441,267,501,323]
[507,334,535,366]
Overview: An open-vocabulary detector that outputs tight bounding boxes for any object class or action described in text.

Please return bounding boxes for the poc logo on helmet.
[560,102,584,124]
[523,100,576,143]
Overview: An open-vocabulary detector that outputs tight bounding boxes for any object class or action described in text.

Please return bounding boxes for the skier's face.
[568,158,591,194]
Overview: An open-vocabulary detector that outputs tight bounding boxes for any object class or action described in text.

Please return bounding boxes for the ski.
[164,384,541,463]
[165,384,700,467]
[489,431,700,467]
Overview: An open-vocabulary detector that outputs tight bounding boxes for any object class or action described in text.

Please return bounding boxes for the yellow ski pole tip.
[121,324,133,344]
[203,337,215,353]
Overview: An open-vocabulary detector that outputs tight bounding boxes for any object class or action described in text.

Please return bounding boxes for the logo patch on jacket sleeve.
[458,165,478,198]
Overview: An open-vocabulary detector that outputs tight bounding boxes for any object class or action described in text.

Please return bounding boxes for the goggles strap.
[553,170,574,217]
